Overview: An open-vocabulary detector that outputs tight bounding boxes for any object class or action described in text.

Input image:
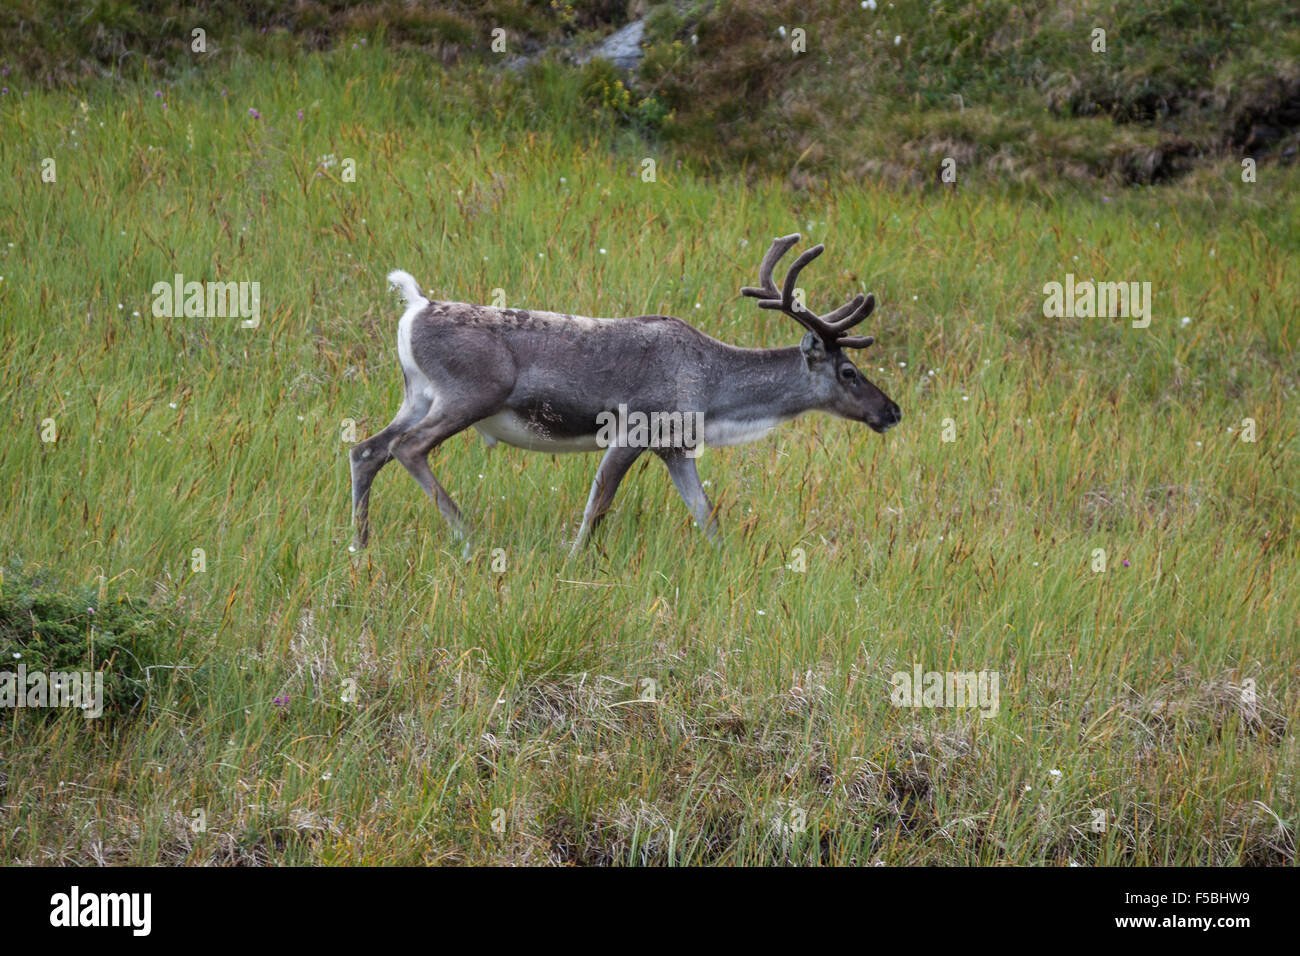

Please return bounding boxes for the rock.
[576,18,646,72]
[502,16,648,74]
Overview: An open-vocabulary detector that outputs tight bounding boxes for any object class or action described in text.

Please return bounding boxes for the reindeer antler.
[741,233,875,349]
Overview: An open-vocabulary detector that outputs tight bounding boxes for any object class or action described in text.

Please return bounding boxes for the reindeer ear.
[799,332,829,366]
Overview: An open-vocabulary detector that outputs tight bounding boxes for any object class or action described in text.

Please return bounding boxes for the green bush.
[0,562,196,718]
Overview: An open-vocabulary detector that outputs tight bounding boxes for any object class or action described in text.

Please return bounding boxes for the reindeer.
[349,234,901,555]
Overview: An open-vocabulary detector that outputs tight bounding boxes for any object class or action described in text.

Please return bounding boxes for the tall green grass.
[0,46,1296,864]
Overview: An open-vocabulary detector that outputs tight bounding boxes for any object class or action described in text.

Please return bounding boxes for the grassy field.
[1,44,1298,865]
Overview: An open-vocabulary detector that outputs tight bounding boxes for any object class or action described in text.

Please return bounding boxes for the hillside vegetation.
[4,1,1299,186]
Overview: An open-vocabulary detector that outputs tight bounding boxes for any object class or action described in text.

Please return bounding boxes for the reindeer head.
[742,234,901,433]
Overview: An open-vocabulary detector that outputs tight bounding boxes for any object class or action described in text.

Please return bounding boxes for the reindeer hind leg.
[350,391,432,551]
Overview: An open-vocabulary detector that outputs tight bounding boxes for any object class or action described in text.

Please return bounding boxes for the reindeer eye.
[839,366,857,383]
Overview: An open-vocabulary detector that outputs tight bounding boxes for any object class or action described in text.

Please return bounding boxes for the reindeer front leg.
[570,445,644,555]
[657,449,718,541]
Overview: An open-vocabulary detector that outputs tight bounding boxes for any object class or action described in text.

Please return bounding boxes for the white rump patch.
[387,270,427,307]
[389,269,436,414]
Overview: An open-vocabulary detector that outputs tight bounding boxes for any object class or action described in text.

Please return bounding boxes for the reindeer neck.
[705,345,819,422]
